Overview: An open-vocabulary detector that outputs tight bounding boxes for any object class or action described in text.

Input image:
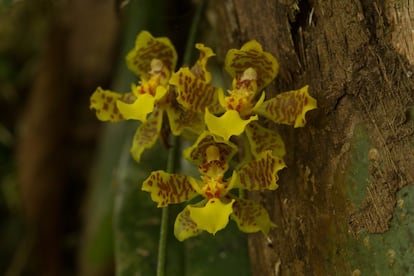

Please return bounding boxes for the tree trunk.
[209,0,414,275]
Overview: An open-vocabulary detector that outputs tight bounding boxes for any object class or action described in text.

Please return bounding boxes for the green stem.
[157,207,169,276]
[157,136,180,276]
[156,1,206,276]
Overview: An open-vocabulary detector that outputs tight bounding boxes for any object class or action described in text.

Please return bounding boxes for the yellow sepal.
[90,87,135,122]
[254,85,317,127]
[170,67,222,113]
[237,150,286,191]
[174,205,204,241]
[225,40,279,91]
[130,108,163,162]
[193,43,215,82]
[231,197,276,235]
[245,122,286,158]
[126,31,177,79]
[142,170,199,207]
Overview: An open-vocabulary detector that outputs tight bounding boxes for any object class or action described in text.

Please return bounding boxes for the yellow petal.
[183,131,237,166]
[225,40,279,91]
[192,43,215,82]
[237,150,286,191]
[170,67,222,113]
[90,87,135,122]
[126,31,177,79]
[142,170,199,207]
[245,122,286,158]
[130,108,163,162]
[188,198,235,235]
[174,205,204,241]
[231,198,276,235]
[205,109,257,140]
[254,85,317,127]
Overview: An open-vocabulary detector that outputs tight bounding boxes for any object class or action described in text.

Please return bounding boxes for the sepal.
[254,85,317,127]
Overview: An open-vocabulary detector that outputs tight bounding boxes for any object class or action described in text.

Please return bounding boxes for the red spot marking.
[103,103,109,111]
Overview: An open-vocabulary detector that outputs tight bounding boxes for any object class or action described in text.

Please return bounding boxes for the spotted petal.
[231,197,276,235]
[191,43,215,82]
[90,87,135,122]
[254,85,317,127]
[126,31,177,79]
[205,109,258,140]
[225,40,279,91]
[245,122,286,158]
[237,150,285,191]
[188,198,235,235]
[170,67,222,113]
[142,170,199,207]
[130,108,163,162]
[174,205,204,241]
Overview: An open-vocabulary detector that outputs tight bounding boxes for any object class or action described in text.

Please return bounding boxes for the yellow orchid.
[89,30,318,248]
[90,31,205,162]
[203,40,317,140]
[142,132,285,241]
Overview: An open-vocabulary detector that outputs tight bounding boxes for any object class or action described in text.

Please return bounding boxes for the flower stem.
[156,1,206,276]
[157,136,180,276]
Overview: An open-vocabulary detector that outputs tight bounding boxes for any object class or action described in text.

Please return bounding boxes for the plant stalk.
[156,1,206,276]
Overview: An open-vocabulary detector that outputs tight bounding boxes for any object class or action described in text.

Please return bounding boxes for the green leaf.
[113,123,170,275]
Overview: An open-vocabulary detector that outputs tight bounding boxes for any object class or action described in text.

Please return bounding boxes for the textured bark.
[209,0,414,275]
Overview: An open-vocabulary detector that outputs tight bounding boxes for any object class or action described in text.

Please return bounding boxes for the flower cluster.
[90,31,317,241]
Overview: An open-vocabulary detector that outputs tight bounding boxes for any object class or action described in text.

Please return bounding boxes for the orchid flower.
[203,40,317,140]
[90,31,206,162]
[142,132,285,241]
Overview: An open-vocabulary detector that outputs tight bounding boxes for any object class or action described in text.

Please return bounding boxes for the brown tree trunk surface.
[209,0,414,275]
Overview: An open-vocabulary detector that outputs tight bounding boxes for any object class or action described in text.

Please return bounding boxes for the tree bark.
[209,0,414,275]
